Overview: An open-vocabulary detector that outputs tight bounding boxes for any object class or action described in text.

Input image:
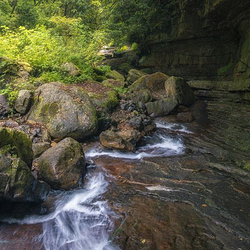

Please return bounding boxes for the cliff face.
[140,0,250,85]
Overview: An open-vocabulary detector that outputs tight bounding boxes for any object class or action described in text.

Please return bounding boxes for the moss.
[0,128,33,167]
[101,91,119,111]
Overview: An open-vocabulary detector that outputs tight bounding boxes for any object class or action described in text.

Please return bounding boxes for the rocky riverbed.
[0,65,250,250]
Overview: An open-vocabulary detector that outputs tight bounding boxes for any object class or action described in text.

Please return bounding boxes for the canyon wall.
[140,0,250,87]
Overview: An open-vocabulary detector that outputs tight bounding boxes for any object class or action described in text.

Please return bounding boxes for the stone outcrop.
[36,138,86,190]
[28,82,98,141]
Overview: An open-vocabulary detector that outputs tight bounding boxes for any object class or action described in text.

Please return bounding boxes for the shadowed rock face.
[139,0,250,83]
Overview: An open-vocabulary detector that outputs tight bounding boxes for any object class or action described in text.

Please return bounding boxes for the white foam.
[3,171,120,250]
[85,133,185,161]
[155,121,193,134]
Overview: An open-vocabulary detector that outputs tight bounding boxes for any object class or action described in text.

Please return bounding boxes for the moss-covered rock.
[130,72,169,91]
[36,137,86,190]
[127,69,147,85]
[0,128,33,167]
[28,82,98,141]
[0,154,50,202]
[106,70,125,81]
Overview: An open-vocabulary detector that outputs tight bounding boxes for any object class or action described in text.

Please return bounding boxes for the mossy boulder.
[36,137,86,190]
[127,69,147,85]
[130,72,169,91]
[0,128,33,167]
[28,82,98,141]
[165,77,195,106]
[0,154,50,202]
[106,70,125,82]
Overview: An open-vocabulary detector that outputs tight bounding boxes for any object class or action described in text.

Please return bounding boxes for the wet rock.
[177,112,194,123]
[28,82,98,141]
[105,70,125,81]
[131,89,152,104]
[145,98,178,117]
[127,69,147,85]
[15,90,34,115]
[0,127,33,167]
[0,155,50,202]
[130,72,169,91]
[32,142,51,158]
[36,137,86,190]
[0,94,10,117]
[100,130,134,151]
[61,62,80,76]
[165,76,195,106]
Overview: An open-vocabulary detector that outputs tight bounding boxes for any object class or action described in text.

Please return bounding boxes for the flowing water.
[0,119,189,250]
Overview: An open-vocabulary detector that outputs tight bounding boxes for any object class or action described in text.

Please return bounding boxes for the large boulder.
[36,138,86,190]
[127,69,147,84]
[145,98,178,117]
[165,77,195,106]
[0,128,33,167]
[100,130,134,151]
[130,72,169,91]
[28,82,98,140]
[15,90,34,115]
[0,155,50,202]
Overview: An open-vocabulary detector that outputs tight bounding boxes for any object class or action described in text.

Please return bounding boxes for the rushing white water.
[155,120,193,134]
[85,132,185,161]
[1,119,190,250]
[3,168,120,250]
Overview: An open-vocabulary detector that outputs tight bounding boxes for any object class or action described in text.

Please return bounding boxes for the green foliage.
[131,42,139,51]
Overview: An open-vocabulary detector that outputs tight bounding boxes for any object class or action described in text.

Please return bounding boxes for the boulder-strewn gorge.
[135,0,250,169]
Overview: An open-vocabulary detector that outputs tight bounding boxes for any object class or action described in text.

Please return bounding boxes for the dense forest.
[0,0,172,102]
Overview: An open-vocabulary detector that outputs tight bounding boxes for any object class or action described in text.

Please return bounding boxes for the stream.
[0,114,250,250]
